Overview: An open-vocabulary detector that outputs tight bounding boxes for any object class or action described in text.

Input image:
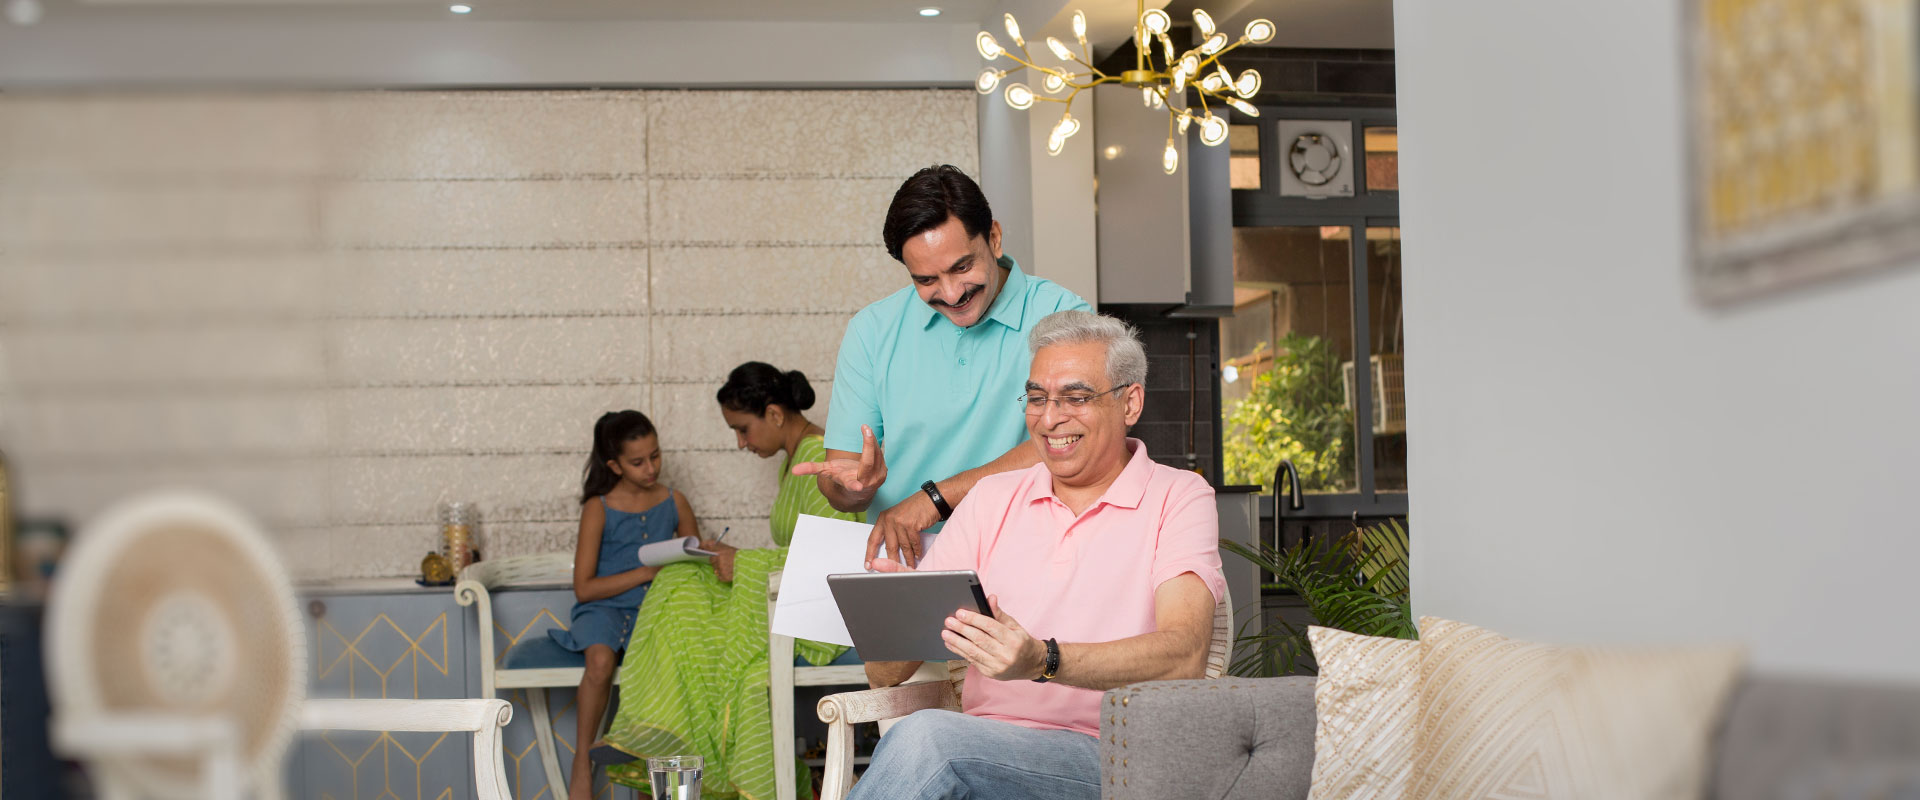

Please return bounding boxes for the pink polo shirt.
[917,438,1224,737]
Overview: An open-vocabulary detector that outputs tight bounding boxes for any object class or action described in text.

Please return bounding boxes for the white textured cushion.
[1303,618,1745,800]
[1409,617,1744,800]
[1305,626,1421,800]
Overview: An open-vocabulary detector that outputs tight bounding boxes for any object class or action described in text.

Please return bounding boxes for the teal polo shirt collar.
[919,255,1033,332]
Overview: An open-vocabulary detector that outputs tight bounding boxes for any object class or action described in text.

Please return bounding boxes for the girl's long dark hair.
[715,361,816,416]
[581,410,656,504]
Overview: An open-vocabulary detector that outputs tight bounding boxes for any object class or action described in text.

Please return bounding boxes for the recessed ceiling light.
[918,7,941,16]
[449,4,472,13]
[6,0,44,26]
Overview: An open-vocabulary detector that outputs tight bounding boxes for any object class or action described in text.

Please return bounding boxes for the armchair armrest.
[454,553,572,697]
[1100,677,1318,800]
[302,699,514,800]
[816,679,960,800]
[817,680,958,728]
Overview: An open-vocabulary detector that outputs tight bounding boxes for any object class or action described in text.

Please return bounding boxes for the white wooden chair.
[812,585,1233,800]
[766,571,946,800]
[44,491,516,800]
[455,553,608,800]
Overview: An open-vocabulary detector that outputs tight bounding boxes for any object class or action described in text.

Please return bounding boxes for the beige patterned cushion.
[1306,626,1421,800]
[1409,617,1744,800]
[1304,619,1745,800]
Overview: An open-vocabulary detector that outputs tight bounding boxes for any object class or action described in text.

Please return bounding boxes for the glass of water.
[647,755,703,800]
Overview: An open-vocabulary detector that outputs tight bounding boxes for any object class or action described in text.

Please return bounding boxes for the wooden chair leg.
[770,635,797,800]
[529,688,569,800]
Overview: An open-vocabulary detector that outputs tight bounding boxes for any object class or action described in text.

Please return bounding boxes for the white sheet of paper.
[770,513,937,647]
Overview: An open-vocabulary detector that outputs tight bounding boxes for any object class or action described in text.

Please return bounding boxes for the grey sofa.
[1099,674,1920,799]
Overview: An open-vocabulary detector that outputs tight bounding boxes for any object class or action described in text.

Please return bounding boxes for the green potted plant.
[1222,334,1355,494]
[1221,518,1413,676]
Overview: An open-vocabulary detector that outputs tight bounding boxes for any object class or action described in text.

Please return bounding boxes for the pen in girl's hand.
[712,526,730,544]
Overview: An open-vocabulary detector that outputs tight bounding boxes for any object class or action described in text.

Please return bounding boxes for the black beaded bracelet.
[1033,638,1060,683]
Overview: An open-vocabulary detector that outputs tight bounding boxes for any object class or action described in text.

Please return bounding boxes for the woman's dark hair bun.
[717,361,815,416]
[785,370,816,411]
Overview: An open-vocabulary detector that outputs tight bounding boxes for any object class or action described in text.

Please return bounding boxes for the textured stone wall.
[0,90,978,579]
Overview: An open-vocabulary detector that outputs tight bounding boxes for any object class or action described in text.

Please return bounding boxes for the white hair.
[1028,310,1148,389]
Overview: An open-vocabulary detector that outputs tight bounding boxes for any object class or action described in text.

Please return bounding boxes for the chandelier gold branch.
[978,0,1275,172]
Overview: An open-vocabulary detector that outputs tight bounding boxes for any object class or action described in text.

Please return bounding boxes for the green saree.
[604,435,860,798]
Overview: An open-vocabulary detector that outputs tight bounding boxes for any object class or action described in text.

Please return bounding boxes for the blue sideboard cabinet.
[290,582,635,800]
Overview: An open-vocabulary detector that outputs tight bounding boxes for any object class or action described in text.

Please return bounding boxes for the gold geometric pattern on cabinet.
[316,612,450,699]
[305,604,463,800]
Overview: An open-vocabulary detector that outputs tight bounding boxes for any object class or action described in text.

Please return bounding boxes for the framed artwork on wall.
[1686,0,1920,304]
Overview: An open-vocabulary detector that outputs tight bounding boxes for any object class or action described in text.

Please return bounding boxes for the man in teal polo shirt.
[793,165,1090,566]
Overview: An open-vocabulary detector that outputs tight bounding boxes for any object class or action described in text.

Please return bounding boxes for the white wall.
[0,90,979,579]
[1396,0,1920,681]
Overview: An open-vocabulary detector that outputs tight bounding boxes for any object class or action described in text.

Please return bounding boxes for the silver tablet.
[827,570,991,663]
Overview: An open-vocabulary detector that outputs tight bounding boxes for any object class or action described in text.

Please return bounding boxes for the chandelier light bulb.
[1004,13,1024,47]
[976,68,1003,94]
[1043,70,1067,93]
[1178,110,1192,133]
[1140,7,1171,36]
[1172,65,1188,94]
[1162,140,1180,174]
[1180,54,1200,77]
[1245,18,1276,44]
[1200,115,1229,146]
[1057,113,1080,139]
[1225,96,1260,116]
[977,31,1003,60]
[1072,10,1087,46]
[1047,36,1073,62]
[1201,32,1228,55]
[1200,73,1225,92]
[1141,86,1155,108]
[1192,8,1216,38]
[1215,63,1235,92]
[1151,90,1165,109]
[1004,83,1035,110]
[1048,129,1067,156]
[1159,33,1175,65]
[1236,69,1262,97]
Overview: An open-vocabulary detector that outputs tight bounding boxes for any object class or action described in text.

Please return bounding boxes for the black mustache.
[933,285,984,309]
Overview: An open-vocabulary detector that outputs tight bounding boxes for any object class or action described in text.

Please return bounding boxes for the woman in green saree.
[602,362,861,799]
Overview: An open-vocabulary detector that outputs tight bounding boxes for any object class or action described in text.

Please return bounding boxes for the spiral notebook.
[636,536,718,567]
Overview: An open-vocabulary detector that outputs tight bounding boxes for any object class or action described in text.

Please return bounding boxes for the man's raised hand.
[790,424,887,494]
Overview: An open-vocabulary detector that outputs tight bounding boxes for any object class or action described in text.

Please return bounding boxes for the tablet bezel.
[826,569,991,663]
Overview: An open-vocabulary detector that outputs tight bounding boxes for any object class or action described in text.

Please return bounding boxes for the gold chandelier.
[976,1,1275,174]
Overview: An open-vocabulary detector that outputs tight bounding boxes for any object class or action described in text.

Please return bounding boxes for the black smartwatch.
[920,480,953,521]
[1032,638,1060,683]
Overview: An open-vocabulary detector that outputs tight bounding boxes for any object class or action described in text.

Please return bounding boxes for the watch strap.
[921,480,953,521]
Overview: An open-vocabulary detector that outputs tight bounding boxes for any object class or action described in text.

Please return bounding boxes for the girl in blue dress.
[556,410,700,800]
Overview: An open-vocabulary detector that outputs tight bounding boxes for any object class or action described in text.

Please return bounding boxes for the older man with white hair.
[849,309,1225,800]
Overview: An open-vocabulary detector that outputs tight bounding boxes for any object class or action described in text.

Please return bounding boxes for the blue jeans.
[846,709,1101,800]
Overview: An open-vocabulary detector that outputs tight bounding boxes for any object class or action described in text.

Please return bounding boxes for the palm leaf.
[1221,517,1415,677]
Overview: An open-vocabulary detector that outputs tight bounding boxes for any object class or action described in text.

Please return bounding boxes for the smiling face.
[1024,340,1143,489]
[900,215,1007,329]
[608,433,663,489]
[721,406,785,459]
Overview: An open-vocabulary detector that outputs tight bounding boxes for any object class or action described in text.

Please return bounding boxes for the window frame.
[1226,105,1405,519]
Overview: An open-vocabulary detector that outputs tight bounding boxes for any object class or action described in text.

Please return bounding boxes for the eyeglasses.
[1017,384,1132,415]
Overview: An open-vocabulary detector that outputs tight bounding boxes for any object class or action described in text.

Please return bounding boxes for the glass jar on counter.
[439,502,477,574]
